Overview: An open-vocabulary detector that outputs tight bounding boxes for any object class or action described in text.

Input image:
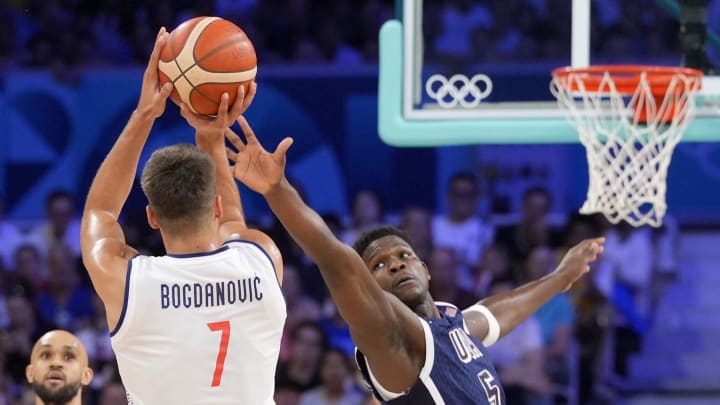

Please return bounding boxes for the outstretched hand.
[225,116,293,195]
[180,82,257,140]
[137,27,173,118]
[554,237,605,291]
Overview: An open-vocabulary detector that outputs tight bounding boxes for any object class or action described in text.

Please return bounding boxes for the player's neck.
[36,394,83,405]
[412,295,441,319]
[161,226,222,255]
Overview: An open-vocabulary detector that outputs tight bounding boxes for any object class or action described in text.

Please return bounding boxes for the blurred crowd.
[0,0,395,74]
[424,0,682,67]
[0,0,685,75]
[0,170,680,405]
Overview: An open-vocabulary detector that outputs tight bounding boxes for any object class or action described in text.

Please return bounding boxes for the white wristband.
[468,304,501,347]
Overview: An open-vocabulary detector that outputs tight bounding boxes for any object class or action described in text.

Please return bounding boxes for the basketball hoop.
[551,65,703,227]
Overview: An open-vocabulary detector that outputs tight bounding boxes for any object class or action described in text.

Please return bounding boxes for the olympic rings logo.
[425,74,493,108]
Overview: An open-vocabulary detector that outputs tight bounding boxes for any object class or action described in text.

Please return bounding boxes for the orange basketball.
[158,16,257,116]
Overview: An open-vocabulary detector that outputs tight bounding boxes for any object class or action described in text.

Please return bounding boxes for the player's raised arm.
[179,84,283,279]
[463,238,604,345]
[226,117,427,392]
[80,27,173,327]
[179,83,255,231]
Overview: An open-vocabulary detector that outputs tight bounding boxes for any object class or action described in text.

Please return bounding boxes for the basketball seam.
[171,46,255,89]
[168,25,183,86]
[179,36,254,78]
[192,79,254,108]
[190,87,221,107]
[195,39,250,70]
[173,24,253,87]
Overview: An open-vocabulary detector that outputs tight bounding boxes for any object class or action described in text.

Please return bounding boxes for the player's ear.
[422,261,431,280]
[146,205,160,230]
[214,195,223,220]
[81,367,94,386]
[25,364,34,383]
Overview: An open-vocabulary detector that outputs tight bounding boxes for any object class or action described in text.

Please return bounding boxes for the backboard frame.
[378,0,720,146]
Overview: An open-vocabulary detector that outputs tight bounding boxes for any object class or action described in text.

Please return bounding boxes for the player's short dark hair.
[140,144,216,234]
[352,225,415,257]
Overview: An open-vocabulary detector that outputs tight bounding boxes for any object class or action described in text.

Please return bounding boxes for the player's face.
[362,235,430,306]
[26,331,93,405]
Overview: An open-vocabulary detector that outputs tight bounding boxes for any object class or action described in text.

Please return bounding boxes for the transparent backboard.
[378,0,720,146]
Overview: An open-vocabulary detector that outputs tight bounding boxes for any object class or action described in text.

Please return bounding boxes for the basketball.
[158,16,257,116]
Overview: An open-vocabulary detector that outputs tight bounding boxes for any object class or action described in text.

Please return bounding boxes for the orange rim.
[552,65,703,95]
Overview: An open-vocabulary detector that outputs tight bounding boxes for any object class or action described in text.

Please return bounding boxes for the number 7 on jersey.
[208,321,231,387]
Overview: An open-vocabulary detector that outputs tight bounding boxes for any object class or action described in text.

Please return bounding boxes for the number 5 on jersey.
[208,321,231,387]
[478,369,502,405]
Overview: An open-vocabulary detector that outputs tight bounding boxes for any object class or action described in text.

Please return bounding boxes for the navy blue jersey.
[356,304,504,405]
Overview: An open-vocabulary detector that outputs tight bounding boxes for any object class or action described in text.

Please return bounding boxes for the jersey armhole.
[223,239,281,287]
[356,318,438,402]
[362,356,406,401]
[109,257,136,338]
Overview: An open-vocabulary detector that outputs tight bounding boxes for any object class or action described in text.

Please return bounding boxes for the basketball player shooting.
[80,28,286,404]
[225,117,605,404]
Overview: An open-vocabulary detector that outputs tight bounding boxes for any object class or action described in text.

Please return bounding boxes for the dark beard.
[32,380,81,405]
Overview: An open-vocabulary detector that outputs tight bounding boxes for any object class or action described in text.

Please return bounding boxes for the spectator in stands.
[432,0,493,68]
[399,205,434,263]
[0,294,49,387]
[474,242,512,298]
[0,294,7,332]
[362,393,381,405]
[98,381,127,405]
[280,263,322,361]
[650,214,680,314]
[495,186,563,282]
[34,244,94,331]
[317,301,354,358]
[594,221,654,377]
[0,360,10,405]
[557,214,607,404]
[3,244,45,300]
[276,321,327,393]
[27,190,82,258]
[432,171,494,291]
[0,195,24,270]
[275,383,302,405]
[485,277,552,405]
[298,347,365,405]
[120,207,165,256]
[428,246,478,309]
[74,295,114,376]
[526,245,575,401]
[341,188,385,246]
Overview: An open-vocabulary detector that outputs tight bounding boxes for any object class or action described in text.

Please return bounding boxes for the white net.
[551,68,703,227]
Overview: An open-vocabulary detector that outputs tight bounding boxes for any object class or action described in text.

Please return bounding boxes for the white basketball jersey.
[110,240,286,405]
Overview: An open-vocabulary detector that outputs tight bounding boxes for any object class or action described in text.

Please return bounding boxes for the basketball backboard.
[378,0,720,146]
